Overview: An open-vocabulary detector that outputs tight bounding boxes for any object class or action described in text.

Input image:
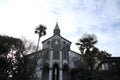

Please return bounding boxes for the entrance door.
[52,64,59,80]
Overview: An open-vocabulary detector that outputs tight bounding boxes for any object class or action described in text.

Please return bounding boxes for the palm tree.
[76,34,98,72]
[76,34,98,80]
[35,24,46,62]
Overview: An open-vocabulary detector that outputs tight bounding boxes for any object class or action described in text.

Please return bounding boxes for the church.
[26,22,120,80]
[28,22,83,80]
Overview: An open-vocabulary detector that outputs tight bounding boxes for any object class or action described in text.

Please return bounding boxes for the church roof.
[42,35,71,44]
[42,22,71,43]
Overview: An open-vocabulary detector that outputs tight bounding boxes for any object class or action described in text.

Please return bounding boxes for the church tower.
[32,22,82,80]
[54,22,60,36]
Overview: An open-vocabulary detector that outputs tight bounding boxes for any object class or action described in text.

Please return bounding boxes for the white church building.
[28,23,83,80]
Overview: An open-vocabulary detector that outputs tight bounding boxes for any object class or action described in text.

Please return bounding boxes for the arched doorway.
[52,64,59,80]
[63,64,69,80]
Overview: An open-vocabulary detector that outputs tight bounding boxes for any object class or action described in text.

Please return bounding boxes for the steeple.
[54,22,60,35]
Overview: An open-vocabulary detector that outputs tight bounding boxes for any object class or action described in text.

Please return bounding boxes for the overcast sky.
[0,0,120,56]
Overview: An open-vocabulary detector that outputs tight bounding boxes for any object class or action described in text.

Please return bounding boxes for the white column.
[49,69,52,80]
[49,49,53,80]
[50,50,53,68]
[59,50,63,80]
[60,50,62,68]
[59,70,63,80]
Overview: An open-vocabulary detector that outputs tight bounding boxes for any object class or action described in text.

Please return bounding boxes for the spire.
[54,22,60,35]
[54,22,60,30]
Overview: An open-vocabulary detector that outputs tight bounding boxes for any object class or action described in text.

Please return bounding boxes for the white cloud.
[0,0,120,56]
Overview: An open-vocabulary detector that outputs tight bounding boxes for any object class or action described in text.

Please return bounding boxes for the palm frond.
[35,24,47,37]
[75,42,81,45]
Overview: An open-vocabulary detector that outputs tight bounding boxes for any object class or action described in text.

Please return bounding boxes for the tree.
[76,34,98,72]
[21,37,36,54]
[35,24,46,62]
[0,35,36,80]
[21,37,37,80]
[0,35,25,80]
[98,51,111,59]
[75,34,113,80]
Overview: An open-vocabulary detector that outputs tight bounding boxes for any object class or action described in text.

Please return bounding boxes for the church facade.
[28,23,83,80]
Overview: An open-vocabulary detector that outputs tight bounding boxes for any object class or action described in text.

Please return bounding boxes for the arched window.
[63,64,69,71]
[63,41,66,44]
[47,41,50,45]
[53,50,59,59]
[63,49,68,60]
[63,64,69,80]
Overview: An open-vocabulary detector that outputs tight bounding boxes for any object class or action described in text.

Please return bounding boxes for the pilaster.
[49,49,53,80]
[59,50,63,80]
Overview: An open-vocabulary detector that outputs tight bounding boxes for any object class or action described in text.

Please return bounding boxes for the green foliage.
[35,24,47,37]
[75,33,114,80]
[70,67,92,80]
[0,35,24,79]
[34,24,47,63]
[76,34,98,72]
[76,34,98,54]
[0,35,35,80]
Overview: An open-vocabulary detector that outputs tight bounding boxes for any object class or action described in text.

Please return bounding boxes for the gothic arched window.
[53,50,59,59]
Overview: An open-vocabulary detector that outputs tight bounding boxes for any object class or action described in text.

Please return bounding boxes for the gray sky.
[0,0,120,56]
